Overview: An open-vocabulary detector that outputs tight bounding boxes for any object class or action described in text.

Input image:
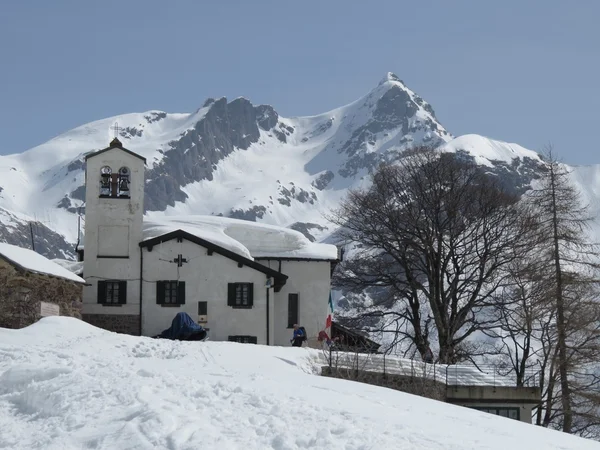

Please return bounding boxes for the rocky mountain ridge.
[1,73,594,261]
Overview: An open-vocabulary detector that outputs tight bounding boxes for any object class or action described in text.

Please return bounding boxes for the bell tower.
[81,137,146,335]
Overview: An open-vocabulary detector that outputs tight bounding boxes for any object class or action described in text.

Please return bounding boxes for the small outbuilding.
[0,243,86,329]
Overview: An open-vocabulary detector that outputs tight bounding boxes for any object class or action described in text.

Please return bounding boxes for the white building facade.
[81,139,338,346]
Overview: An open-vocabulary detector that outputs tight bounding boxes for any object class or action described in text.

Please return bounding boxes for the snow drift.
[0,317,598,450]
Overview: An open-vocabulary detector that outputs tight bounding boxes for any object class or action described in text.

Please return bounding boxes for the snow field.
[1,317,599,450]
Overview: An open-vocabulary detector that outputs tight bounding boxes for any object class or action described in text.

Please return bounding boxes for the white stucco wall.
[82,148,145,317]
[260,260,332,347]
[141,240,275,344]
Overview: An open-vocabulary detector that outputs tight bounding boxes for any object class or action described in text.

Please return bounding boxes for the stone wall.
[82,313,140,335]
[0,259,82,329]
[321,366,447,401]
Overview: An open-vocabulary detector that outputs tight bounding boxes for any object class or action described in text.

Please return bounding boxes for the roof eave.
[254,256,340,263]
[85,143,147,163]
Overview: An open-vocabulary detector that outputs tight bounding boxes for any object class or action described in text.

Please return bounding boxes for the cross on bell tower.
[110,122,122,138]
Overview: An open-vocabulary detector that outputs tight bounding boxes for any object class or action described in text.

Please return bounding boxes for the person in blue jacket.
[290,324,305,347]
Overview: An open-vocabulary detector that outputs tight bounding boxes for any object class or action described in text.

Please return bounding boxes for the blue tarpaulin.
[159,312,206,340]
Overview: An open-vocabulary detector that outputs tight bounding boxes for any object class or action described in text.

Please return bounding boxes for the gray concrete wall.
[445,385,540,423]
[445,385,540,403]
[321,366,447,401]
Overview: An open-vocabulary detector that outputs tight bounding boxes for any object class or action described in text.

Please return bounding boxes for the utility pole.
[29,222,35,252]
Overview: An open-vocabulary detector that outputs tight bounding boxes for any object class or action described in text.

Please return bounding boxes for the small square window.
[227,283,253,308]
[97,280,126,305]
[228,335,257,344]
[157,281,185,306]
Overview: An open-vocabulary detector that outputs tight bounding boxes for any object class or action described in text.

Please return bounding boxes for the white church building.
[79,138,339,346]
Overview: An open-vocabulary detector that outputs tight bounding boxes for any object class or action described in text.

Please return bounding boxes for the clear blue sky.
[1,0,598,164]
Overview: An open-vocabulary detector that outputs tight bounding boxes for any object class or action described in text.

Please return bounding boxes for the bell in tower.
[118,167,131,198]
[100,166,112,197]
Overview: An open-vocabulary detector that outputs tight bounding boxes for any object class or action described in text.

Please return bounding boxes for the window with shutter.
[228,335,258,344]
[156,281,165,305]
[118,281,127,304]
[98,280,126,306]
[287,293,299,328]
[157,281,185,306]
[227,283,253,309]
[97,280,106,303]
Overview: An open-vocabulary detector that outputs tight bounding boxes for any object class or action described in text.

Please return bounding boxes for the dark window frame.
[228,335,258,344]
[97,280,127,306]
[156,280,186,307]
[227,282,254,309]
[287,293,299,328]
[472,407,520,421]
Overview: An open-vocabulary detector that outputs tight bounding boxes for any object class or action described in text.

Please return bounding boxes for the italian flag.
[325,291,334,331]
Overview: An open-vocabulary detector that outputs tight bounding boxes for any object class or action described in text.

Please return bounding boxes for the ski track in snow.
[0,318,599,450]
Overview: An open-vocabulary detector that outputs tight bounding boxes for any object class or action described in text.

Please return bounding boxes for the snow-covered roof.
[51,259,84,276]
[0,243,86,284]
[142,215,339,261]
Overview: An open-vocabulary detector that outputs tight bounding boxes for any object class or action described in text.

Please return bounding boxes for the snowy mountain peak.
[379,71,404,86]
[0,73,572,260]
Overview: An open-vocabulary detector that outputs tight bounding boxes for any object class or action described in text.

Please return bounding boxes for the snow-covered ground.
[1,318,598,450]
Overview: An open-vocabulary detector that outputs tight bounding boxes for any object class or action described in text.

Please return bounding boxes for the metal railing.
[324,348,540,388]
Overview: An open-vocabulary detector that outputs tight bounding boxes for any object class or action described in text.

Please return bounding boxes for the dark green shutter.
[97,280,106,304]
[247,283,254,307]
[198,301,208,315]
[118,281,127,304]
[156,281,165,305]
[288,293,298,328]
[227,283,235,306]
[177,281,186,305]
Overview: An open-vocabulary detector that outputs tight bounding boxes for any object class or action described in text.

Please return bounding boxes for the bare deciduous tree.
[524,149,600,433]
[331,147,534,364]
[490,150,600,437]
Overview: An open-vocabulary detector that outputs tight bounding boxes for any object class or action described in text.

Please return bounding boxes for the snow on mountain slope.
[1,72,597,261]
[155,73,452,234]
[562,163,600,242]
[0,73,452,250]
[442,134,542,167]
[1,317,598,450]
[0,109,207,243]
